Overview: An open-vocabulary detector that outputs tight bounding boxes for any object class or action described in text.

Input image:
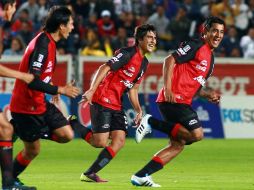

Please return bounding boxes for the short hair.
[43,6,72,33]
[134,24,156,45]
[1,0,15,8]
[203,16,225,32]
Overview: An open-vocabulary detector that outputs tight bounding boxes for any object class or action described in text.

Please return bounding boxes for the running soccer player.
[131,16,225,187]
[76,24,157,182]
[9,6,80,186]
[0,1,35,189]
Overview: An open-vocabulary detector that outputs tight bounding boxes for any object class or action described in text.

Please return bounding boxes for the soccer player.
[0,1,36,189]
[131,16,225,187]
[77,24,157,182]
[9,6,80,186]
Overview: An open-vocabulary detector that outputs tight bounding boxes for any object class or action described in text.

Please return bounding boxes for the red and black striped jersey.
[157,39,215,105]
[92,46,148,111]
[10,32,56,114]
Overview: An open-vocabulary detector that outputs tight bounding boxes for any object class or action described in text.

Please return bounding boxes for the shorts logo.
[189,119,198,125]
[102,124,110,129]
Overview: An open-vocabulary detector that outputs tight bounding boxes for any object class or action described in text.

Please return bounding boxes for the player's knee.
[24,148,40,159]
[92,140,107,148]
[111,137,125,150]
[192,129,204,142]
[0,121,13,139]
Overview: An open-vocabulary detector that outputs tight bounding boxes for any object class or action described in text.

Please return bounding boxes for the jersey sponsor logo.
[32,61,43,68]
[129,66,135,72]
[43,76,51,83]
[177,45,191,56]
[222,108,254,123]
[193,76,206,86]
[120,80,134,88]
[123,69,134,77]
[189,119,198,125]
[196,60,208,72]
[109,53,123,64]
[38,54,44,62]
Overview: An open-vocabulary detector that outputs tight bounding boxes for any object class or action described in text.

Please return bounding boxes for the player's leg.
[13,140,40,181]
[44,102,74,143]
[131,139,184,187]
[0,111,14,189]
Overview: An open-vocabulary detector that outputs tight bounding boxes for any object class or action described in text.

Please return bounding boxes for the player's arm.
[128,83,143,125]
[0,64,34,83]
[82,49,130,103]
[27,34,79,98]
[82,63,111,104]
[163,54,176,102]
[199,86,220,104]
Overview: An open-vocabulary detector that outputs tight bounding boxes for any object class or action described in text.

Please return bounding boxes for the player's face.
[139,31,157,54]
[3,2,16,21]
[205,23,224,50]
[60,16,74,39]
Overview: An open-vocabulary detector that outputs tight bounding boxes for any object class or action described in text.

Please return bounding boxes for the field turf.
[10,138,254,190]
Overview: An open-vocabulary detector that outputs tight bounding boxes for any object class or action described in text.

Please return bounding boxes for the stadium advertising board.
[220,96,254,138]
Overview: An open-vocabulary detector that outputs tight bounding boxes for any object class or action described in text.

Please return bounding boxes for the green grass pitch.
[10,138,254,190]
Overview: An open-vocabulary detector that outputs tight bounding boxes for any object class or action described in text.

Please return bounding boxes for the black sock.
[135,159,163,177]
[85,147,115,175]
[148,117,174,135]
[69,117,91,139]
[0,141,14,188]
[13,151,31,179]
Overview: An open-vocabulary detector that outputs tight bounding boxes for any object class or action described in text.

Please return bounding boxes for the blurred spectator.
[96,10,116,39]
[218,26,242,57]
[183,0,202,22]
[248,0,254,27]
[16,20,33,45]
[3,36,25,55]
[166,5,191,49]
[80,28,108,56]
[232,0,250,37]
[116,12,136,37]
[14,0,39,23]
[147,4,170,50]
[113,0,132,16]
[111,27,128,52]
[37,0,49,24]
[211,0,236,26]
[240,27,254,58]
[11,9,33,33]
[164,0,178,20]
[142,0,158,17]
[200,0,216,18]
[94,0,116,20]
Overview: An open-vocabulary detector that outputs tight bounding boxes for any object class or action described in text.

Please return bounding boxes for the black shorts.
[11,102,68,142]
[90,103,128,133]
[157,102,201,131]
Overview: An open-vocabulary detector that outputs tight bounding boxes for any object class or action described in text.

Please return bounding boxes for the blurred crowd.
[1,0,254,58]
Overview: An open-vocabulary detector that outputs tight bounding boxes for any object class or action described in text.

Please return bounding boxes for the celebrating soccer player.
[8,6,80,188]
[131,16,225,187]
[72,24,157,182]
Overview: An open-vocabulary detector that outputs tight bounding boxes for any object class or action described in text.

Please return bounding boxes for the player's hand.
[58,80,80,98]
[81,89,95,104]
[164,89,176,103]
[207,90,220,104]
[133,112,143,127]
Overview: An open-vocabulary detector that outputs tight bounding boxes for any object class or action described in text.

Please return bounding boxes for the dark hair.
[134,24,156,45]
[43,6,72,33]
[1,0,15,8]
[203,16,225,32]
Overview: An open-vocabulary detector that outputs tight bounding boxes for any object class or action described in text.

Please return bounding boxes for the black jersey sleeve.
[29,33,49,76]
[106,48,131,71]
[172,39,204,64]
